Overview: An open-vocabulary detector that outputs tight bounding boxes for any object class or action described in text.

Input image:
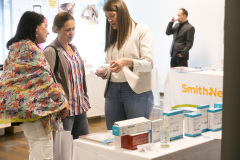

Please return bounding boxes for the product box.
[121,131,149,150]
[163,109,184,141]
[214,102,222,109]
[112,117,151,136]
[208,108,222,131]
[184,112,202,137]
[149,119,163,143]
[197,104,210,132]
[114,136,121,148]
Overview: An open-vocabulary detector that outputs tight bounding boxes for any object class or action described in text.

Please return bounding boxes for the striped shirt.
[61,45,90,116]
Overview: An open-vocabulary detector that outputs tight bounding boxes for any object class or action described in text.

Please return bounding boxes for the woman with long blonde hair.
[96,0,155,130]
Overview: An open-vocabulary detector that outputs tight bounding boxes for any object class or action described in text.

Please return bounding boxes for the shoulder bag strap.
[44,45,59,74]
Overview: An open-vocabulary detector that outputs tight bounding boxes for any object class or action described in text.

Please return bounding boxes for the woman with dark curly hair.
[0,11,69,159]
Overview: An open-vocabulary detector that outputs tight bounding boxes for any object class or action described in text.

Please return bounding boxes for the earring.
[36,34,38,37]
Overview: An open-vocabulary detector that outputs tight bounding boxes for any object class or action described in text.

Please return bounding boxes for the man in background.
[166,8,195,67]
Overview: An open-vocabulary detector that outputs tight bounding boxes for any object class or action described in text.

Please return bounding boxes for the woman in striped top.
[44,12,91,139]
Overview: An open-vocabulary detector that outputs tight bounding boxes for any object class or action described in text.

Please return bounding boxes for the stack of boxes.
[111,102,222,149]
[169,102,222,138]
[184,102,222,135]
[112,117,151,150]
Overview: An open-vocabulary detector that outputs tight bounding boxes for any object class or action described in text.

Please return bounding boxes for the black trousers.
[170,56,188,67]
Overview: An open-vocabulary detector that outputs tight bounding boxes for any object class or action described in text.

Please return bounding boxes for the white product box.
[112,117,151,136]
[197,104,210,132]
[184,112,202,137]
[114,136,121,148]
[208,108,222,131]
[150,119,163,143]
[214,102,222,109]
[163,109,184,141]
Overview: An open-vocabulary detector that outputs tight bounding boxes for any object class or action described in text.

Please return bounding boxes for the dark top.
[177,20,188,34]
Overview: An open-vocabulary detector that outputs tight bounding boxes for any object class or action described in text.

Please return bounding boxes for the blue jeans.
[105,82,154,130]
[62,112,89,139]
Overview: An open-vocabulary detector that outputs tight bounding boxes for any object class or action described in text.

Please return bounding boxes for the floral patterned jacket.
[0,39,68,136]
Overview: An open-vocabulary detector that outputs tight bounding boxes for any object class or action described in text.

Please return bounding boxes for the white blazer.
[104,21,156,96]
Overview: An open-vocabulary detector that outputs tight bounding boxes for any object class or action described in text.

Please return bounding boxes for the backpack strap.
[44,45,59,74]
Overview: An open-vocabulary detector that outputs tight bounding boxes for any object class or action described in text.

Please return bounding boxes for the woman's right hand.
[95,69,107,77]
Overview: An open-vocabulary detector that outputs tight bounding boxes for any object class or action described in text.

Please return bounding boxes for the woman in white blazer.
[96,0,155,130]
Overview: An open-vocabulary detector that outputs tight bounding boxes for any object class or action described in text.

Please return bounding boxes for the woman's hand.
[110,58,133,73]
[95,68,108,77]
[60,103,69,119]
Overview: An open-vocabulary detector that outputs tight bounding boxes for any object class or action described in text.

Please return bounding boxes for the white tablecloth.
[72,131,221,160]
[163,70,223,112]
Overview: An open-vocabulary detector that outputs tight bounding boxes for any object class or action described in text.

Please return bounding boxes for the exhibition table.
[72,131,221,160]
[163,69,223,112]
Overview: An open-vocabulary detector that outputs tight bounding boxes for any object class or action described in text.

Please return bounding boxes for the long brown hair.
[103,0,137,51]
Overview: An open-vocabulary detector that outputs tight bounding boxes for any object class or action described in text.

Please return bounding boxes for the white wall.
[124,0,225,92]
[10,0,106,71]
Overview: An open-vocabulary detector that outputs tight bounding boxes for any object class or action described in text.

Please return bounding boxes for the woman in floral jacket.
[0,11,69,160]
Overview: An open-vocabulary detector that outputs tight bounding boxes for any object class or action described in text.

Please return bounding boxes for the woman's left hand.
[60,103,69,119]
[110,58,133,73]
